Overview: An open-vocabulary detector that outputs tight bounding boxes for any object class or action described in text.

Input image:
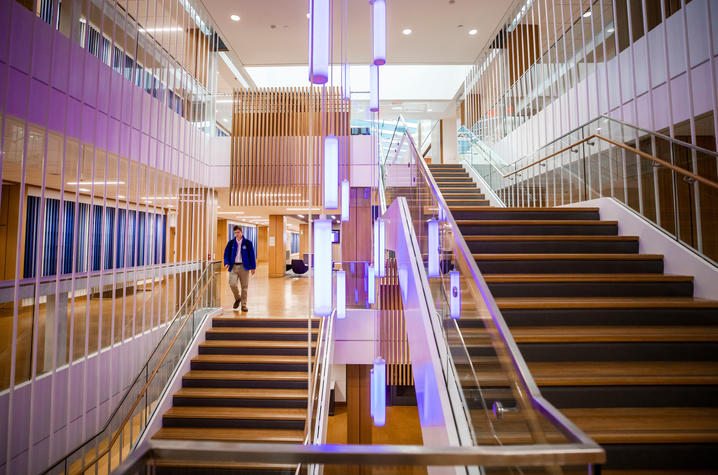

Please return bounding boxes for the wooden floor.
[219,262,312,318]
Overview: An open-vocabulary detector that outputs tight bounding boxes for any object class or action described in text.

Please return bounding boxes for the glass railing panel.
[382,117,601,457]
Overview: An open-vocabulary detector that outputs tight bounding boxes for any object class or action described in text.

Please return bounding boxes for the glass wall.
[0,0,220,471]
[462,0,717,160]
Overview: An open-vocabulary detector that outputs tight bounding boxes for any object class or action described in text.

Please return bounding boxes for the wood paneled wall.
[230,87,351,207]
[379,258,412,386]
[257,226,268,263]
[268,215,286,277]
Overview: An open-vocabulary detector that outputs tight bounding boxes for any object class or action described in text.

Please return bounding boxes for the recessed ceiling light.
[402,28,412,35]
[468,29,478,36]
[582,11,591,18]
[230,14,240,21]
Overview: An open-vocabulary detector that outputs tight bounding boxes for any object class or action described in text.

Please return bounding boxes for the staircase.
[428,163,718,472]
[152,314,319,474]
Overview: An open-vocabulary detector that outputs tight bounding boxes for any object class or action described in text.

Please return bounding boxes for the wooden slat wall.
[230,87,351,207]
[379,258,413,386]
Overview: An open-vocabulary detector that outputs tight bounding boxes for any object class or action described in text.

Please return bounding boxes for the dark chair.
[291,259,309,275]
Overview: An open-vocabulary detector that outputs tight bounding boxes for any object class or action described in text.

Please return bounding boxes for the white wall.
[492,0,718,162]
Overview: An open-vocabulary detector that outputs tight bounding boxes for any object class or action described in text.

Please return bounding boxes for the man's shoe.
[241,306,248,312]
[233,299,240,309]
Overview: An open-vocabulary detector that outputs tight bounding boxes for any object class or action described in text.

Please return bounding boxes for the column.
[268,215,286,277]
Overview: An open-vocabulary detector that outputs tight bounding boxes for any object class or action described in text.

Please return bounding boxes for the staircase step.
[484,274,693,298]
[191,354,309,372]
[451,207,601,221]
[153,427,305,443]
[155,461,298,475]
[436,182,477,188]
[173,387,308,408]
[475,254,663,274]
[528,361,718,386]
[182,370,308,389]
[496,297,718,326]
[445,199,491,206]
[458,219,617,235]
[199,340,315,356]
[442,192,487,200]
[212,317,320,328]
[465,235,639,254]
[512,326,718,343]
[163,406,306,430]
[206,327,318,341]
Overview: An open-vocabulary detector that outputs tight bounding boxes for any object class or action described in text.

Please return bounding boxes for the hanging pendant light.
[371,357,386,426]
[370,64,379,112]
[314,219,333,316]
[367,264,375,304]
[324,135,339,209]
[427,219,439,278]
[336,269,346,319]
[309,0,329,84]
[341,179,350,221]
[371,0,386,66]
[449,270,461,319]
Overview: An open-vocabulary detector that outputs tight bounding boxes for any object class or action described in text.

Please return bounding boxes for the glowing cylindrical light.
[324,135,339,209]
[309,0,329,84]
[314,219,333,316]
[341,180,350,221]
[370,368,376,418]
[370,64,379,112]
[367,264,376,305]
[427,219,439,278]
[449,270,461,319]
[372,357,386,426]
[342,62,351,100]
[336,270,346,319]
[376,218,386,277]
[372,0,386,66]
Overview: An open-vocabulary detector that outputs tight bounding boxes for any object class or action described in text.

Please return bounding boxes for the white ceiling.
[203,0,514,66]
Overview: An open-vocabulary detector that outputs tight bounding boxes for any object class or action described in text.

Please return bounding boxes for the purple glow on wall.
[370,64,379,112]
[372,0,386,66]
[309,0,330,84]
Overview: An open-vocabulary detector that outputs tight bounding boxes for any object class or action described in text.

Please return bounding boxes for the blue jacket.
[224,238,256,271]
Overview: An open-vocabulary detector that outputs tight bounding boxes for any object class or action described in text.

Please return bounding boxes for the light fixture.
[468,29,477,35]
[309,0,330,84]
[222,118,228,123]
[306,12,310,18]
[341,180,350,221]
[314,219,332,316]
[324,135,339,209]
[367,264,375,305]
[427,219,439,278]
[373,218,385,277]
[583,11,591,18]
[370,64,379,112]
[371,357,386,426]
[79,188,90,193]
[391,106,401,111]
[230,14,240,21]
[336,270,346,319]
[607,27,615,33]
[449,270,461,319]
[402,28,412,35]
[372,0,386,65]
[298,214,304,218]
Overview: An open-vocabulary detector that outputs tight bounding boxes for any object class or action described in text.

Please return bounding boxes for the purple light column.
[309,0,330,84]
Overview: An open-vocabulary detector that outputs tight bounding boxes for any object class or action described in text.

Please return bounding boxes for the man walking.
[223,225,256,312]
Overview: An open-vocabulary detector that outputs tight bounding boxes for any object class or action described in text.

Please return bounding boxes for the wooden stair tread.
[561,407,718,444]
[527,361,718,385]
[511,326,718,342]
[199,340,315,349]
[455,207,600,212]
[473,253,663,260]
[164,406,307,420]
[465,235,638,241]
[482,274,692,283]
[175,387,307,399]
[155,461,298,471]
[495,296,718,309]
[192,354,308,364]
[184,370,308,381]
[153,427,304,443]
[457,219,613,225]
[206,327,319,334]
[213,317,320,323]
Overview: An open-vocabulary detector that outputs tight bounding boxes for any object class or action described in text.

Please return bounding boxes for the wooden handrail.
[503,133,718,191]
[77,272,216,472]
